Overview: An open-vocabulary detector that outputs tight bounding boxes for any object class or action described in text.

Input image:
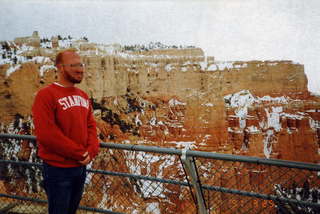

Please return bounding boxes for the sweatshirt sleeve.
[32,89,87,161]
[86,103,100,159]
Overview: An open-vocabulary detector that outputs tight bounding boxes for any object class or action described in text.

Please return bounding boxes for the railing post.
[181,148,208,214]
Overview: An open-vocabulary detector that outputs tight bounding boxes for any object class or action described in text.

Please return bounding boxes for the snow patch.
[310,92,320,97]
[258,95,288,104]
[281,113,304,120]
[234,63,248,69]
[224,90,255,129]
[168,98,186,106]
[169,141,196,150]
[39,65,56,76]
[165,64,173,72]
[267,62,278,66]
[207,64,218,71]
[58,39,73,48]
[202,102,214,107]
[216,62,233,70]
[146,202,160,214]
[150,117,157,126]
[135,114,142,126]
[306,109,318,112]
[265,107,282,131]
[199,61,208,70]
[31,56,51,64]
[263,130,274,158]
[6,64,21,77]
[181,67,188,72]
[40,41,52,49]
[247,126,260,133]
[224,90,255,108]
[309,118,320,130]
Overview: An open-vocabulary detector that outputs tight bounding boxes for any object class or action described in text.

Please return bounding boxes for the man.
[32,49,99,214]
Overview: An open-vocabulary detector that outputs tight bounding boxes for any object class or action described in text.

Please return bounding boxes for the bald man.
[32,49,99,214]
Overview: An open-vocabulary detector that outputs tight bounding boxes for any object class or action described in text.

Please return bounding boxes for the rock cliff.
[0,33,319,163]
[1,33,319,213]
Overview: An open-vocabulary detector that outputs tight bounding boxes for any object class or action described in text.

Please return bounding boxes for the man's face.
[59,52,84,84]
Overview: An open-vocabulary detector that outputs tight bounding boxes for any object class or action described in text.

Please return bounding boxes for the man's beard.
[64,71,82,84]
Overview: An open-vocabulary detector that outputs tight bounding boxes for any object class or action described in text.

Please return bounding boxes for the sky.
[0,0,319,94]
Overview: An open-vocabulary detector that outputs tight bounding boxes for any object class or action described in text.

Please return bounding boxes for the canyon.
[0,32,319,213]
[1,32,319,163]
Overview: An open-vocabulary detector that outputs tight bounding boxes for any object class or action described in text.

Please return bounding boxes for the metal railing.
[0,133,320,214]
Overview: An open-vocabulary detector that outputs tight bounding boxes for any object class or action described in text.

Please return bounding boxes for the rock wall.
[1,35,320,213]
[0,39,319,163]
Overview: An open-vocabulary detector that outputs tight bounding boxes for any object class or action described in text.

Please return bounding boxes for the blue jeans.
[42,163,87,214]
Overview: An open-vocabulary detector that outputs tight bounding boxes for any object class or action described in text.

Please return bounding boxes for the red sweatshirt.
[32,83,99,167]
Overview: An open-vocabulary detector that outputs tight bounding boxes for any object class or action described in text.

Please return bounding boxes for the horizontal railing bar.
[186,150,320,171]
[0,159,42,167]
[1,133,320,171]
[0,194,124,214]
[0,133,36,142]
[78,206,125,214]
[0,193,47,204]
[202,185,320,208]
[100,142,182,155]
